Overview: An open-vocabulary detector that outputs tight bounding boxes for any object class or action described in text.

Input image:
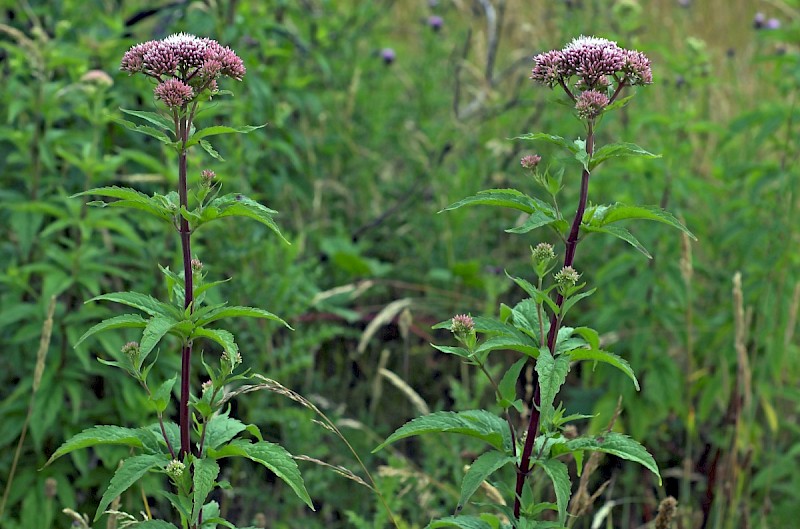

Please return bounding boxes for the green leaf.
[374,410,512,453]
[582,224,652,258]
[88,291,179,318]
[560,288,596,318]
[46,426,156,466]
[474,335,540,359]
[95,454,164,520]
[198,194,287,243]
[74,314,147,348]
[431,344,472,359]
[458,452,515,511]
[498,358,528,406]
[199,139,224,160]
[535,348,571,427]
[203,413,247,451]
[428,516,495,529]
[140,315,181,364]
[150,375,177,413]
[185,124,266,147]
[130,521,180,528]
[72,186,174,223]
[209,440,314,509]
[119,108,175,132]
[506,210,557,234]
[565,432,661,483]
[191,458,220,523]
[595,203,696,240]
[147,422,180,455]
[440,189,549,215]
[589,142,660,171]
[566,348,639,390]
[515,132,579,154]
[111,115,173,144]
[194,305,290,329]
[193,327,238,357]
[533,458,571,525]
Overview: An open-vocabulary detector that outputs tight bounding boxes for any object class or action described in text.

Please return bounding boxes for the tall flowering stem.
[514,36,652,518]
[121,33,245,460]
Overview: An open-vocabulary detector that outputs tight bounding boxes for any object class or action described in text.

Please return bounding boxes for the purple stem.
[513,120,595,518]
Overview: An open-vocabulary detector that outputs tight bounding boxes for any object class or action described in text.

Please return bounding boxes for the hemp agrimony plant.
[45,34,314,528]
[376,36,693,528]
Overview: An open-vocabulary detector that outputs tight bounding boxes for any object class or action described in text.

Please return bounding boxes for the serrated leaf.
[139,315,181,364]
[515,132,579,154]
[88,291,178,318]
[589,142,660,171]
[46,426,156,466]
[535,348,571,427]
[191,458,220,523]
[533,458,571,525]
[150,375,177,413]
[147,422,180,455]
[111,115,173,144]
[428,515,495,529]
[506,210,558,235]
[194,305,290,329]
[129,521,180,528]
[119,108,175,132]
[596,203,696,240]
[199,139,224,160]
[475,335,540,359]
[566,348,639,390]
[186,124,266,147]
[582,224,652,258]
[374,410,512,453]
[95,454,164,520]
[74,314,147,348]
[209,440,314,509]
[458,452,515,510]
[440,189,549,215]
[560,288,596,318]
[498,358,528,405]
[203,412,247,452]
[199,194,287,243]
[431,344,472,359]
[72,186,174,223]
[565,432,660,483]
[193,327,238,356]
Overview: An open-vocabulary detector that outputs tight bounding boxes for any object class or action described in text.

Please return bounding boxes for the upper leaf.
[565,432,661,484]
[72,186,175,224]
[374,410,513,453]
[197,193,288,243]
[588,203,696,240]
[535,348,571,428]
[202,412,247,452]
[191,458,220,523]
[566,348,640,390]
[515,132,580,154]
[209,440,314,510]
[457,451,515,511]
[46,425,159,466]
[194,305,290,329]
[119,108,175,132]
[95,454,164,520]
[589,142,660,172]
[533,458,571,526]
[184,124,267,148]
[87,291,180,318]
[74,314,147,348]
[440,189,550,215]
[428,516,496,529]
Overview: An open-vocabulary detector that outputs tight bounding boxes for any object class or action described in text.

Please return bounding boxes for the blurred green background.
[1,0,799,527]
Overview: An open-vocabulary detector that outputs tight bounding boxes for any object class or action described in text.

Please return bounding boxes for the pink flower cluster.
[530,36,652,118]
[121,33,245,108]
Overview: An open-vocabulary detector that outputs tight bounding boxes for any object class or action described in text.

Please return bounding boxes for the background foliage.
[1,0,798,528]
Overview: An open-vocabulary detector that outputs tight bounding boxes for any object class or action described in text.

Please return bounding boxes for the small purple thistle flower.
[200,169,216,186]
[451,314,475,335]
[380,47,396,65]
[520,154,542,169]
[531,50,564,88]
[575,89,609,119]
[154,79,194,108]
[765,18,781,30]
[753,12,766,29]
[427,15,443,32]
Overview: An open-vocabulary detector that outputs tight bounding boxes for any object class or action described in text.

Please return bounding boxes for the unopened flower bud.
[575,89,609,119]
[427,15,443,32]
[166,459,185,480]
[121,341,140,361]
[201,379,213,394]
[554,266,580,288]
[44,477,58,498]
[450,314,475,335]
[380,48,396,65]
[200,169,216,186]
[520,154,542,170]
[191,258,203,274]
[531,243,555,264]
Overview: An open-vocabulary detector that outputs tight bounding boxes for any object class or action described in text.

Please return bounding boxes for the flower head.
[121,341,140,360]
[554,266,580,288]
[191,258,204,274]
[450,314,475,335]
[531,243,555,264]
[520,154,542,169]
[154,79,194,108]
[380,48,396,65]
[165,459,185,480]
[200,169,216,186]
[575,89,609,119]
[427,15,443,31]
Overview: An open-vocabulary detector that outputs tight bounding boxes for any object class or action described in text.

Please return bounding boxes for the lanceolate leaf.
[582,224,652,259]
[193,327,238,357]
[199,139,224,160]
[515,132,579,154]
[535,348,571,427]
[428,516,495,529]
[498,358,528,405]
[209,440,313,509]
[440,189,549,215]
[150,375,177,413]
[534,458,571,525]
[46,426,158,466]
[198,194,287,243]
[373,410,512,453]
[74,314,147,348]
[458,452,515,511]
[589,142,660,171]
[566,348,640,390]
[191,458,220,523]
[565,432,661,484]
[506,210,558,234]
[72,186,174,223]
[475,335,540,359]
[194,305,290,329]
[139,315,182,364]
[88,291,179,318]
[185,124,266,148]
[95,454,164,520]
[594,203,696,240]
[119,108,174,132]
[110,115,173,144]
[202,413,247,452]
[129,521,180,529]
[431,344,472,359]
